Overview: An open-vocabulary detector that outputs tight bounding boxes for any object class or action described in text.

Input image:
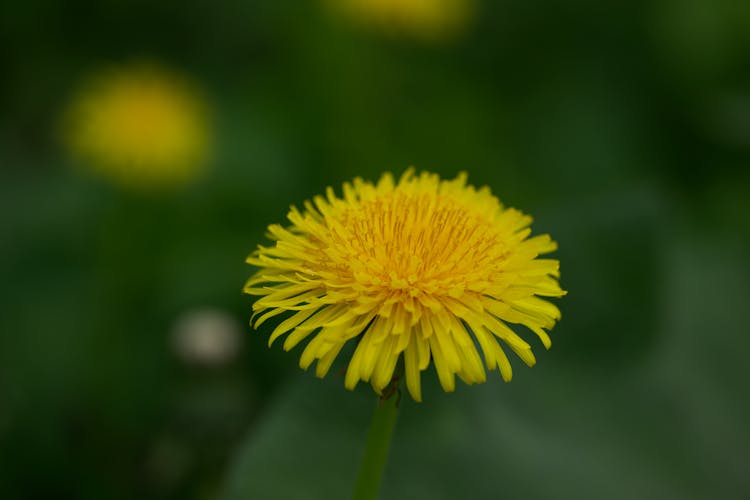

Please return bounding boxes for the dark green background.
[1,1,749,499]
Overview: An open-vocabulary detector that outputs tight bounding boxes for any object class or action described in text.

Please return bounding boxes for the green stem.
[352,394,400,500]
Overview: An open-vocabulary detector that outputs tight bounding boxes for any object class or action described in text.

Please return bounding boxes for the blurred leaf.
[222,375,373,500]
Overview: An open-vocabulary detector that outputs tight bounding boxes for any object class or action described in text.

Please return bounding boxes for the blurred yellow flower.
[326,0,475,42]
[245,170,565,401]
[62,63,211,189]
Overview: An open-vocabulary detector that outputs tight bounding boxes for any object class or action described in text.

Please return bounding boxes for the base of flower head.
[247,284,562,402]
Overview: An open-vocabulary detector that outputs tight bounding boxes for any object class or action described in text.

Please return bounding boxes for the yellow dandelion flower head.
[62,62,211,189]
[245,170,565,401]
[326,0,475,42]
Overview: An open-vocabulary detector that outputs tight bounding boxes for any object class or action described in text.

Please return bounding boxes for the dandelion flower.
[326,0,475,42]
[62,63,211,189]
[245,170,565,401]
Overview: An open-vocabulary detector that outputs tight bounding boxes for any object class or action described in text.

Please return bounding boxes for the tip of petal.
[344,364,360,391]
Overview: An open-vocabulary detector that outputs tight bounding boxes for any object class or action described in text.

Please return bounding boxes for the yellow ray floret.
[245,169,565,401]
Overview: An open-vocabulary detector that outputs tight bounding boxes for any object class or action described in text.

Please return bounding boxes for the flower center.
[321,191,503,298]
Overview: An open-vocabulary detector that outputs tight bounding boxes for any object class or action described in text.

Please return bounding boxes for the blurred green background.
[2,1,749,499]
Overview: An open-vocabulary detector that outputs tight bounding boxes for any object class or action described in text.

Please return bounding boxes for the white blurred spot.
[171,308,242,366]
